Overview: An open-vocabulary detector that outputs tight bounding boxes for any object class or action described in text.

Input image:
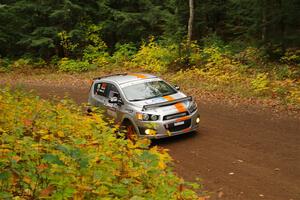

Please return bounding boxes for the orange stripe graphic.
[174,103,186,112]
[128,73,147,79]
[182,127,192,133]
[163,95,174,101]
[163,96,187,112]
[175,116,190,122]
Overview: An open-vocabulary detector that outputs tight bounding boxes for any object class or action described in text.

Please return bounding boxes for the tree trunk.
[261,0,267,43]
[187,0,194,54]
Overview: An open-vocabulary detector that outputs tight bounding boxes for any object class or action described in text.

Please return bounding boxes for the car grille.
[163,112,189,121]
[166,119,191,132]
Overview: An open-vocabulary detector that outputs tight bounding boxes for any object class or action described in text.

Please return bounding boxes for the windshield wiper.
[161,91,176,96]
[130,95,162,102]
[130,98,145,102]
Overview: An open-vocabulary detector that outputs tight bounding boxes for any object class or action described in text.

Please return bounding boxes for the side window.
[94,82,108,97]
[107,84,120,99]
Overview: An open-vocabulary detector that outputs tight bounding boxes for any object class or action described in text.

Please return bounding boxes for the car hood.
[129,92,192,115]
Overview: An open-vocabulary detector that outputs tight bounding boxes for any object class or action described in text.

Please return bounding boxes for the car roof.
[95,73,158,85]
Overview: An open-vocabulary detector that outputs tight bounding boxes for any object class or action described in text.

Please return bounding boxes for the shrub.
[280,48,300,65]
[234,47,266,67]
[132,37,178,72]
[287,88,300,104]
[82,48,110,68]
[10,58,32,69]
[58,31,79,57]
[251,73,270,95]
[81,24,111,68]
[0,88,200,199]
[275,65,293,80]
[58,58,95,72]
[7,57,47,71]
[201,46,224,66]
[112,43,137,64]
[0,58,11,72]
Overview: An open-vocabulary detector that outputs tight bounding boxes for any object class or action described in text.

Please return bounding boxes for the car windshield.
[122,81,177,101]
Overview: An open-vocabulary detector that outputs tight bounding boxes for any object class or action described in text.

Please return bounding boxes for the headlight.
[142,113,150,121]
[188,100,197,113]
[150,115,159,121]
[136,113,159,121]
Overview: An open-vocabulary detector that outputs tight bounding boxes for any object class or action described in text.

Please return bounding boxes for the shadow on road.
[151,131,199,146]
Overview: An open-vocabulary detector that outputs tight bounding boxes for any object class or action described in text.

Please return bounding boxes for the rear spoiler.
[93,73,127,80]
[142,96,192,111]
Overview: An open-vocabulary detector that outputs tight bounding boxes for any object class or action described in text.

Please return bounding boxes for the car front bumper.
[137,110,200,139]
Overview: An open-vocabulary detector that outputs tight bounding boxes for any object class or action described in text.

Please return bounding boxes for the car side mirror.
[174,85,180,91]
[109,97,123,105]
[109,97,118,103]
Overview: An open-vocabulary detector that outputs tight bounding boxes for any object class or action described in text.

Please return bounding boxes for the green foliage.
[235,47,267,67]
[58,31,79,57]
[10,58,32,69]
[0,0,299,59]
[112,43,137,64]
[0,58,11,72]
[281,48,300,65]
[0,88,199,199]
[81,24,111,68]
[251,73,270,95]
[82,49,110,67]
[58,58,95,72]
[275,65,293,80]
[169,42,300,105]
[132,38,178,72]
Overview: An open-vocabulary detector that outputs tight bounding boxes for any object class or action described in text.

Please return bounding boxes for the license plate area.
[165,119,191,132]
[174,121,185,126]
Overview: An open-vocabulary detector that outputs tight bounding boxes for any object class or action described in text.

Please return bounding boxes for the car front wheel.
[125,123,137,141]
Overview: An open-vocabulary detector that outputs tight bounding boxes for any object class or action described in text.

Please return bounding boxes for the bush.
[10,58,32,69]
[0,88,199,199]
[280,48,300,65]
[250,73,270,95]
[132,37,178,72]
[6,57,47,71]
[58,58,95,72]
[82,48,110,68]
[0,58,11,72]
[112,43,137,64]
[234,47,267,67]
[275,65,293,80]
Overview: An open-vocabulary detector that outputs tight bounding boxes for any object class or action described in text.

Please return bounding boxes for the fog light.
[145,129,156,135]
[196,117,200,124]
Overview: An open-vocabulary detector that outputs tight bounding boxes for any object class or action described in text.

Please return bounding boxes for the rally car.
[88,73,200,139]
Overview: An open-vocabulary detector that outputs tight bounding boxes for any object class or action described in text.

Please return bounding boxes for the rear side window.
[94,82,108,97]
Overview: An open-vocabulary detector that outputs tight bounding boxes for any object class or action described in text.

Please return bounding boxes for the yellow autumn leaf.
[37,129,48,135]
[23,176,32,185]
[57,131,64,137]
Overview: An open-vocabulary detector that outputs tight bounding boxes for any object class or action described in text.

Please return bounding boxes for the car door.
[105,83,122,119]
[93,82,109,109]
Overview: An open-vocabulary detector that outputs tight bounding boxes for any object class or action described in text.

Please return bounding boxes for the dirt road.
[5,83,300,200]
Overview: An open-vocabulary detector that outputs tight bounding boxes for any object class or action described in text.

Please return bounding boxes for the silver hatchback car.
[88,73,200,139]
